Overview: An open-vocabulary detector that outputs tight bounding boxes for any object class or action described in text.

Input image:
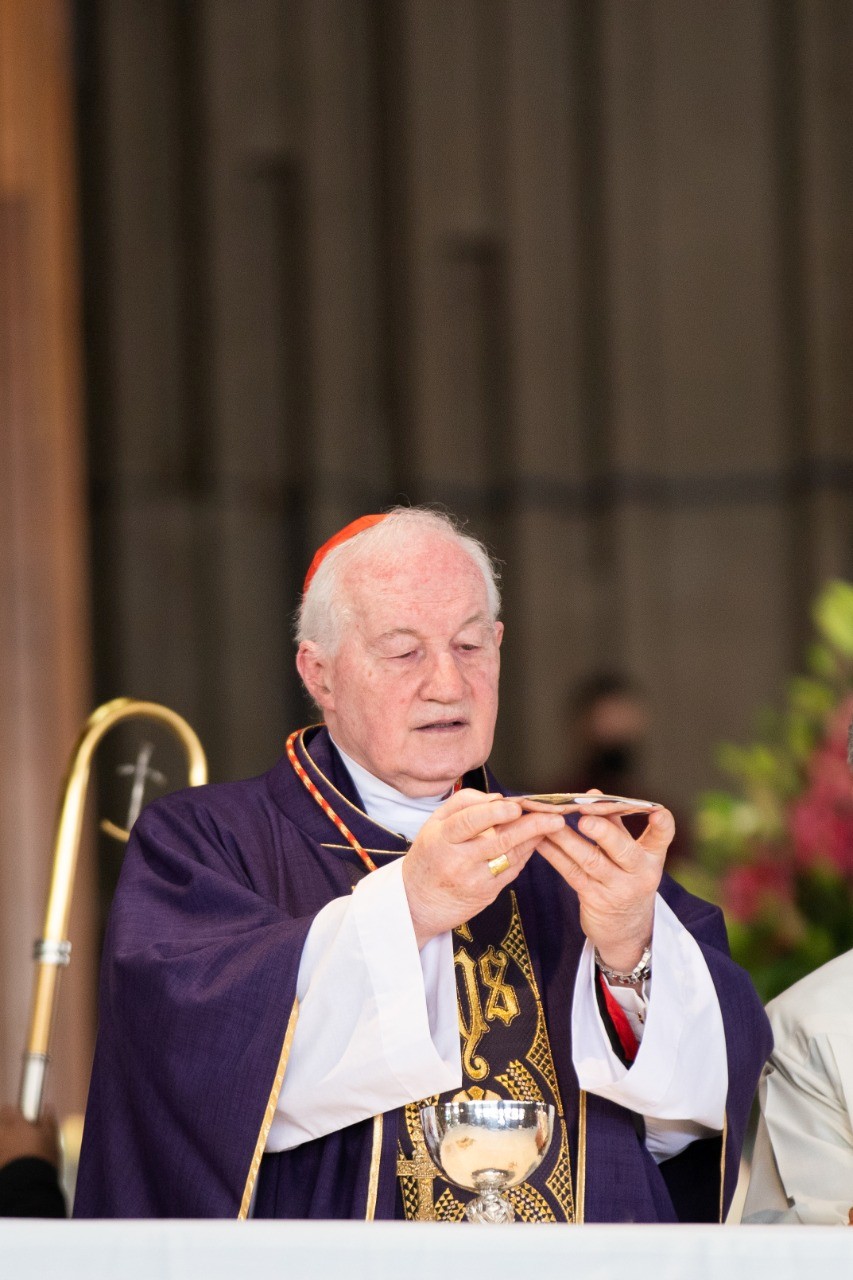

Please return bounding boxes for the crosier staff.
[19,698,207,1121]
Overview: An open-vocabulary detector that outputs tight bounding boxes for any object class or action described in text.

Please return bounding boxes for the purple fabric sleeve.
[75,781,320,1217]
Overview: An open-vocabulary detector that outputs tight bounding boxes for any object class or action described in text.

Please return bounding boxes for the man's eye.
[458,643,481,653]
[391,650,416,661]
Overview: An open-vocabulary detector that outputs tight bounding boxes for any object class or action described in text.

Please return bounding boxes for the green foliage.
[813,579,853,658]
[692,580,853,1002]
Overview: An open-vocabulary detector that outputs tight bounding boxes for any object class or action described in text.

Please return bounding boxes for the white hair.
[296,506,501,653]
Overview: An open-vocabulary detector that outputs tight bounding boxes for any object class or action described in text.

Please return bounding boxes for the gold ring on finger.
[487,853,511,877]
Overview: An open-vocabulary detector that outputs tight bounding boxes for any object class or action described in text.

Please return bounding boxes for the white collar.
[330,739,449,843]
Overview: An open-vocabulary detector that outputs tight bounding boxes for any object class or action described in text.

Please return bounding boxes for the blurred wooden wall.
[0,0,95,1112]
[77,0,852,805]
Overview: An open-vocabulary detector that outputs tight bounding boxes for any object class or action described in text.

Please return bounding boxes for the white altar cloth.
[1,1220,850,1280]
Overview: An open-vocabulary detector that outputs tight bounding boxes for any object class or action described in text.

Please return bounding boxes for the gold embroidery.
[498,897,575,1222]
[238,999,299,1219]
[507,1182,556,1222]
[500,902,535,984]
[496,1058,544,1103]
[433,1186,466,1221]
[502,896,564,1117]
[398,1101,441,1221]
[576,1091,587,1224]
[479,946,520,1025]
[454,946,491,1080]
[396,1132,441,1222]
[453,1086,500,1103]
[365,1115,383,1221]
[719,1111,728,1222]
[495,1064,574,1222]
[546,1120,575,1220]
[454,922,473,942]
[397,892,582,1225]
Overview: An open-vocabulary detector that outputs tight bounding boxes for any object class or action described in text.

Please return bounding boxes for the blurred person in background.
[544,673,688,867]
[568,672,650,800]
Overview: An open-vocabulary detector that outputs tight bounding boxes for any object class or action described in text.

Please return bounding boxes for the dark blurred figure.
[0,1105,66,1217]
[547,672,688,866]
[570,673,650,798]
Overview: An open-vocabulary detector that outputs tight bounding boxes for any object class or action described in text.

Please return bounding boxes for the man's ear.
[296,641,335,712]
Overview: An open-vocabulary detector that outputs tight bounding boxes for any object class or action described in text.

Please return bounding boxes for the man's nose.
[420,649,466,701]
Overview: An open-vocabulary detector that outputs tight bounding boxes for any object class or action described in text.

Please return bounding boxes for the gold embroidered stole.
[396,889,576,1222]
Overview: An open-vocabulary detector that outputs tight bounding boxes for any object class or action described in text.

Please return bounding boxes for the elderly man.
[75,507,770,1221]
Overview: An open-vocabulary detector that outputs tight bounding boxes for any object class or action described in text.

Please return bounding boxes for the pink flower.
[723,860,793,924]
[790,706,853,873]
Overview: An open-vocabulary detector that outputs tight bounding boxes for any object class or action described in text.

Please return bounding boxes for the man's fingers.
[468,810,566,859]
[441,794,525,841]
[440,789,567,844]
[576,814,642,870]
[637,807,676,855]
[537,836,588,888]
[436,787,502,817]
[546,818,628,880]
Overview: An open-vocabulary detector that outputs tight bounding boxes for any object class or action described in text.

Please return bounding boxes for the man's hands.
[401,786,674,965]
[402,790,566,947]
[0,1105,60,1170]
[536,801,675,974]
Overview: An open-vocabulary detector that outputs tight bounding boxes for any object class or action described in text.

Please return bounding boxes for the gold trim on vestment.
[575,1090,587,1223]
[294,727,413,840]
[321,843,407,856]
[238,999,300,1219]
[718,1111,728,1223]
[365,1115,383,1220]
[295,727,489,842]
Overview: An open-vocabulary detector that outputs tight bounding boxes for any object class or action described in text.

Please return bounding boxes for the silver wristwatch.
[594,945,652,986]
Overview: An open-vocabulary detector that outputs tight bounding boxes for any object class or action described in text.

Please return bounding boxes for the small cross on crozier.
[100,741,167,844]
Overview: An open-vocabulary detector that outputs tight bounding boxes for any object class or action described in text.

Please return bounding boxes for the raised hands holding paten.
[402,790,566,948]
[534,792,675,978]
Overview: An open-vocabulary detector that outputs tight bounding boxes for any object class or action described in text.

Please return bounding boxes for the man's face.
[298,535,503,797]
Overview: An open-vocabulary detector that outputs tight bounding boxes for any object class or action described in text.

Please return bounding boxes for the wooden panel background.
[0,0,94,1113]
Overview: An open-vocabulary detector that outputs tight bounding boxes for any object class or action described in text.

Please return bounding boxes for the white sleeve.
[744,1031,853,1224]
[265,858,461,1150]
[571,894,728,1162]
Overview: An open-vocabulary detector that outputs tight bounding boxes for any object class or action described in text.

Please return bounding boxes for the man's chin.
[400,738,490,795]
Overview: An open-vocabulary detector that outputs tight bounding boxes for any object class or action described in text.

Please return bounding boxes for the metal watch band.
[594,944,652,986]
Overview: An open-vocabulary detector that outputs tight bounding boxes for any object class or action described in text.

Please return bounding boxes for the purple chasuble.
[74,726,770,1221]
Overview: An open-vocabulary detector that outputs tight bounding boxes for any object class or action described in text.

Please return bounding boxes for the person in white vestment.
[744,717,853,1226]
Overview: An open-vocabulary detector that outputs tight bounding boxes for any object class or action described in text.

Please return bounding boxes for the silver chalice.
[419,1099,555,1224]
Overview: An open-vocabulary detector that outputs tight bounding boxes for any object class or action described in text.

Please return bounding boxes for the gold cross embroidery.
[396,1134,440,1221]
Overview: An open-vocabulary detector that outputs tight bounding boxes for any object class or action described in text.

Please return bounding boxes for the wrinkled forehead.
[342,537,491,630]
